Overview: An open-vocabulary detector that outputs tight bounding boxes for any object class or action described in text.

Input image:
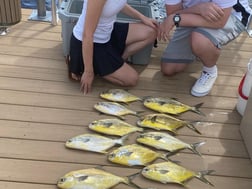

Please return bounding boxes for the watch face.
[174,17,180,22]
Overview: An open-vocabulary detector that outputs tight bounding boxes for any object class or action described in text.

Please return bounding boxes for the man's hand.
[158,15,175,41]
[198,2,224,22]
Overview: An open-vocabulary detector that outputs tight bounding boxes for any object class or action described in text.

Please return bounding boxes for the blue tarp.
[21,0,58,11]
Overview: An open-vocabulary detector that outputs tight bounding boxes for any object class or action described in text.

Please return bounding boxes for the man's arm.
[166,2,231,28]
[158,2,233,41]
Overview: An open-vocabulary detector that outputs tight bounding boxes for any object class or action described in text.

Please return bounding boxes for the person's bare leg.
[161,62,188,76]
[122,23,157,60]
[191,32,220,67]
[103,63,138,87]
[190,32,219,97]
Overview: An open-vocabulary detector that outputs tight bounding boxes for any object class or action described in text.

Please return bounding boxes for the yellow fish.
[143,97,205,116]
[57,168,140,189]
[141,161,214,187]
[100,89,142,103]
[136,113,201,134]
[94,101,140,119]
[136,131,205,156]
[89,118,143,136]
[108,144,169,166]
[65,133,128,154]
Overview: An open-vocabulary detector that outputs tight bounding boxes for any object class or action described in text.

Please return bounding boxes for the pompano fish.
[100,89,142,103]
[141,161,214,187]
[57,168,140,189]
[143,97,205,116]
[65,133,128,154]
[136,113,201,135]
[94,101,140,119]
[108,144,169,166]
[89,118,143,136]
[136,131,205,156]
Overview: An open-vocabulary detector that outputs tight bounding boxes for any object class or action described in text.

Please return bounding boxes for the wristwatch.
[173,13,181,27]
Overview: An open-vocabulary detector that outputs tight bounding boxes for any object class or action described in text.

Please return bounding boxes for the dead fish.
[141,161,214,187]
[100,89,142,103]
[65,133,128,154]
[57,168,141,189]
[143,97,205,116]
[108,144,169,166]
[136,113,201,135]
[89,118,143,136]
[94,101,141,119]
[136,131,205,156]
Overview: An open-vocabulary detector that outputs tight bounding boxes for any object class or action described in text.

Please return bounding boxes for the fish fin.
[135,111,145,117]
[161,152,180,161]
[100,150,108,154]
[116,134,129,146]
[141,96,152,101]
[186,122,202,135]
[191,102,205,116]
[124,172,142,189]
[117,115,126,120]
[195,170,215,186]
[169,97,178,101]
[189,141,206,156]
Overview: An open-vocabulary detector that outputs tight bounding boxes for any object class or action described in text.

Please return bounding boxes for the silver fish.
[65,133,128,154]
[94,101,141,119]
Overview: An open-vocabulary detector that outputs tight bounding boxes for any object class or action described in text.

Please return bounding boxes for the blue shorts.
[69,22,129,76]
[161,14,246,64]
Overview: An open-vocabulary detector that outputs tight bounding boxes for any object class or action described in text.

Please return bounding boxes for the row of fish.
[99,89,205,116]
[57,89,213,189]
[57,162,214,189]
[66,119,204,155]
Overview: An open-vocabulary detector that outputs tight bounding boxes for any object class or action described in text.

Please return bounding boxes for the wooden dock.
[0,9,251,189]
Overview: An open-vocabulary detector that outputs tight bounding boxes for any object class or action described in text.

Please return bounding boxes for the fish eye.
[59,177,67,183]
[137,134,144,138]
[67,139,73,143]
[143,167,149,172]
[109,153,115,158]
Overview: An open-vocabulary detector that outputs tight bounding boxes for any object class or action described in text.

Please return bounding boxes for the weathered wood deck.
[0,9,252,189]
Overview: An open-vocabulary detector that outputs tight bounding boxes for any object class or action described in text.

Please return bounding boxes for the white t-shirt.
[73,0,127,43]
[164,0,236,9]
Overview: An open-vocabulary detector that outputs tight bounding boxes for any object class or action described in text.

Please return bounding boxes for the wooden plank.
[0,8,251,189]
[0,158,252,189]
[0,134,248,159]
[0,74,241,98]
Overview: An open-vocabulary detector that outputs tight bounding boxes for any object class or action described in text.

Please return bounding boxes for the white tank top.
[73,0,127,43]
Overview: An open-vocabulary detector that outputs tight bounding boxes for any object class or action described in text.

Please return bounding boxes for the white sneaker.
[191,71,217,97]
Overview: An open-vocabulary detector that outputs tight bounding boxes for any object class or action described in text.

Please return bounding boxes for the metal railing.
[29,0,60,25]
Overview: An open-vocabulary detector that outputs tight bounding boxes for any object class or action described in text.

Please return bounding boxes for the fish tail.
[116,134,129,146]
[190,141,206,156]
[186,122,202,135]
[117,115,126,120]
[195,170,215,186]
[124,172,142,189]
[160,152,176,161]
[191,102,205,116]
[134,111,145,118]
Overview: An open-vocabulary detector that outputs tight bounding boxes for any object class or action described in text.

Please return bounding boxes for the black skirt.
[69,22,129,76]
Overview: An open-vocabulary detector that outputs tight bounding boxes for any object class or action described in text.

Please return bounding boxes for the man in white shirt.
[159,0,252,97]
